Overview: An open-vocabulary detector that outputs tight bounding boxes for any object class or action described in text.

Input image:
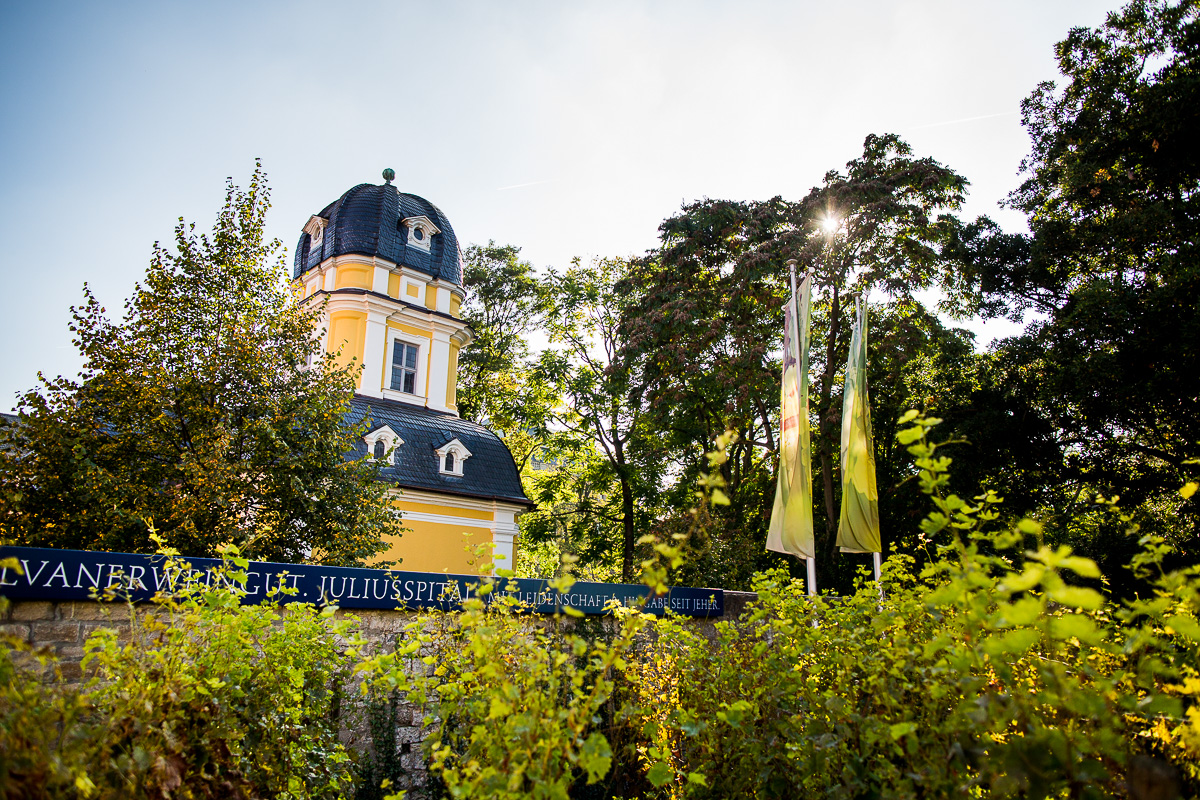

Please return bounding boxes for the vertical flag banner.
[767,272,814,558]
[836,295,881,553]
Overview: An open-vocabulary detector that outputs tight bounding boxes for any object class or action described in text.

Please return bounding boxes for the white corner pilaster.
[372,264,391,295]
[361,309,389,398]
[427,330,452,412]
[491,510,519,575]
[436,285,452,315]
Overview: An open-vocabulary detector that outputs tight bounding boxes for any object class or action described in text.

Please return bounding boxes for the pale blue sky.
[0,0,1116,410]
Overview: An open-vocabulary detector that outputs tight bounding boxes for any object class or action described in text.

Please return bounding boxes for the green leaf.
[889,721,918,740]
[1165,615,1200,640]
[1061,556,1101,578]
[999,596,1043,627]
[983,628,1041,656]
[646,761,673,788]
[1049,614,1101,644]
[1048,586,1104,611]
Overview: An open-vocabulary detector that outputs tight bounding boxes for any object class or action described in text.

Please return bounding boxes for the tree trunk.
[619,468,636,584]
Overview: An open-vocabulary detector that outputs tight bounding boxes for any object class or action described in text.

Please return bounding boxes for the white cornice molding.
[387,487,528,517]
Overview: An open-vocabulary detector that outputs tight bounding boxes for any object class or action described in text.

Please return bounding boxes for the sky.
[0,0,1119,411]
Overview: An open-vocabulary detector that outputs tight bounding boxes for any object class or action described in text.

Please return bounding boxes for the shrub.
[0,545,360,799]
[362,415,1200,799]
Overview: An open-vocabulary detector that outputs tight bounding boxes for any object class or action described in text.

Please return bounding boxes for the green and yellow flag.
[767,272,814,558]
[836,295,881,553]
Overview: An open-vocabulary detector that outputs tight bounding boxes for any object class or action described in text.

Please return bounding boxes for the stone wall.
[2,591,759,795]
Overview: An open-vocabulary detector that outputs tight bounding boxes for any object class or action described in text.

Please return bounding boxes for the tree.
[0,164,401,565]
[943,0,1200,575]
[621,134,971,589]
[537,257,662,583]
[456,242,556,468]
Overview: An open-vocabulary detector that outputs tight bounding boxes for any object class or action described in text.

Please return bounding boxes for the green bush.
[620,413,1200,799]
[361,415,1200,799]
[0,545,359,799]
[7,416,1200,798]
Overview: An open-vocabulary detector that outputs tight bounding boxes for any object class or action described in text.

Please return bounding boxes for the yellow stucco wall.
[387,273,401,299]
[335,264,373,290]
[328,310,366,387]
[424,287,438,311]
[449,294,462,318]
[375,517,494,574]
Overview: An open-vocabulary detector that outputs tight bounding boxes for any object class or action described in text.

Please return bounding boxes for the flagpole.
[786,259,818,598]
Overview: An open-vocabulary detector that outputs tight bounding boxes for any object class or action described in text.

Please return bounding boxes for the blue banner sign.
[0,546,723,618]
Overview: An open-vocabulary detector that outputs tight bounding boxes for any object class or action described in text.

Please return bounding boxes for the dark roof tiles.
[346,395,530,506]
[294,183,462,285]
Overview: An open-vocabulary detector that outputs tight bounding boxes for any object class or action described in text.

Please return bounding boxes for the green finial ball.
[382,168,395,183]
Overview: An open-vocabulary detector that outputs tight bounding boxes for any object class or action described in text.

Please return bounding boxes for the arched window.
[436,438,472,476]
[374,440,386,460]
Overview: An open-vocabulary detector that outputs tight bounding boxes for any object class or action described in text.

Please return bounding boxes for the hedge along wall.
[0,552,758,793]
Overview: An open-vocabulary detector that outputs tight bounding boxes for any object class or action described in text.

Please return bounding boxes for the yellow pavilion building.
[292,170,531,574]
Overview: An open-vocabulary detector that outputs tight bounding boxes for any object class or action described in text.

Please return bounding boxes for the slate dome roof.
[293,179,462,285]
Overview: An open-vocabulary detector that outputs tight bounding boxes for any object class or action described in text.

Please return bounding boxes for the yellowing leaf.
[1181,482,1198,500]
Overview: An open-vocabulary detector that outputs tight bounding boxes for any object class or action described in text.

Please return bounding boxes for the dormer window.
[401,215,441,253]
[435,438,472,476]
[304,215,328,248]
[363,425,403,466]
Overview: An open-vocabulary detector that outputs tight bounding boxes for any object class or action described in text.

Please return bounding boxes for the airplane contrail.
[908,111,1017,130]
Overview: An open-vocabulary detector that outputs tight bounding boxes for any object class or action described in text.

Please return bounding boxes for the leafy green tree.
[536,257,663,583]
[0,164,400,565]
[456,242,557,466]
[621,134,972,589]
[943,0,1200,576]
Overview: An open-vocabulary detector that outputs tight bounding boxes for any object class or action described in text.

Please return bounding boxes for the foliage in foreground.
[0,546,359,799]
[4,414,1200,799]
[361,414,1200,799]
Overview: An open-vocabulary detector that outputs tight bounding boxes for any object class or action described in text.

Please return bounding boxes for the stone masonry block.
[0,622,32,642]
[63,602,113,621]
[55,645,88,661]
[77,621,130,643]
[10,601,57,621]
[31,620,80,644]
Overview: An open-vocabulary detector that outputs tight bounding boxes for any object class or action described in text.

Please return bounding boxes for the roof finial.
[382,168,395,184]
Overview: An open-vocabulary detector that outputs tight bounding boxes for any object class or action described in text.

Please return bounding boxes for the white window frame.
[304,215,327,248]
[381,329,428,402]
[363,425,404,466]
[435,438,473,476]
[401,215,441,253]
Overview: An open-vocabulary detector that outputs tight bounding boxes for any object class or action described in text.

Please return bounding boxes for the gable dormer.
[363,424,403,465]
[435,437,472,476]
[401,215,441,253]
[304,215,328,248]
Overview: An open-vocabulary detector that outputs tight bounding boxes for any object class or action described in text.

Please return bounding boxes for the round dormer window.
[414,228,425,241]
